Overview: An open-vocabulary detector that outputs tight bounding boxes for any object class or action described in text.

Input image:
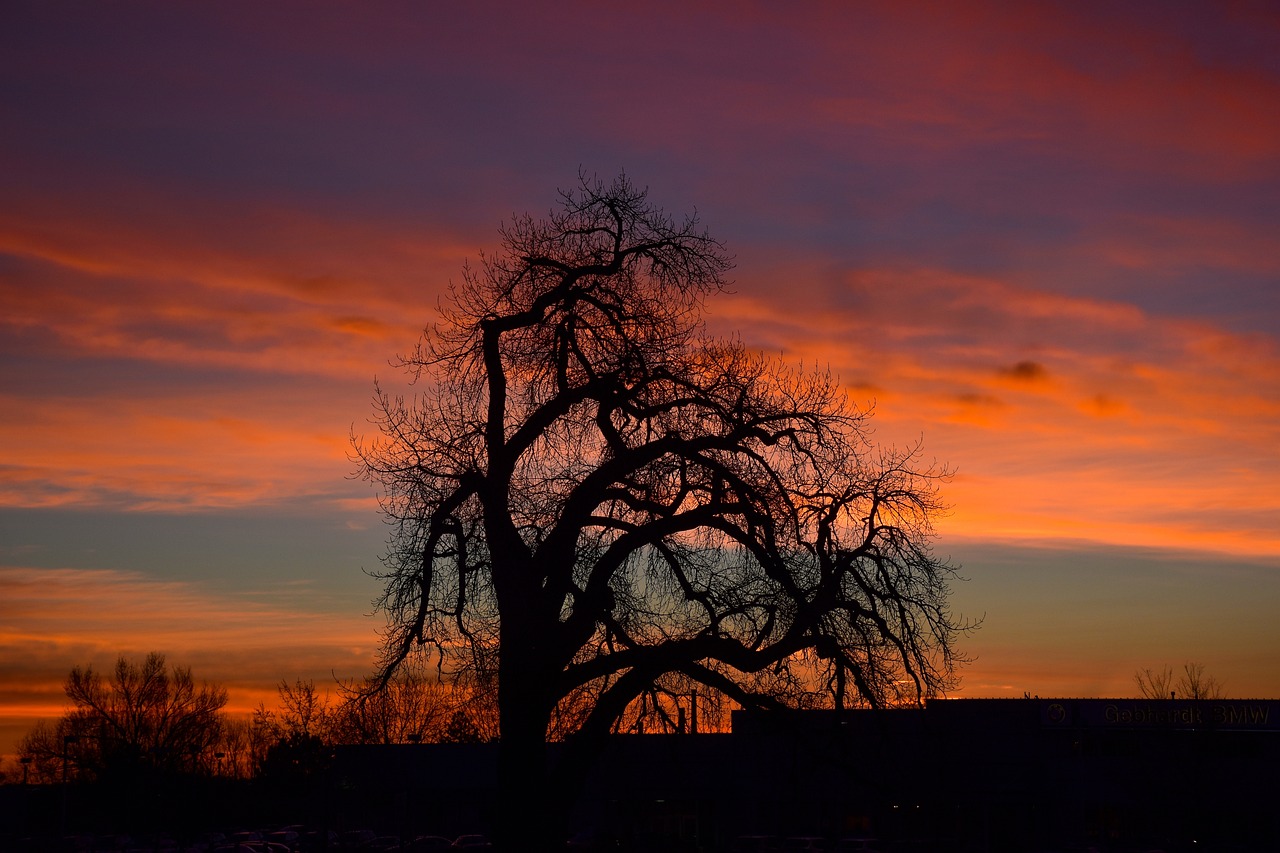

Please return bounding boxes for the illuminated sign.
[1040,699,1279,730]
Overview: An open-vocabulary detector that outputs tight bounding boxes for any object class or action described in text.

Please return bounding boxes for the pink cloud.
[0,205,473,380]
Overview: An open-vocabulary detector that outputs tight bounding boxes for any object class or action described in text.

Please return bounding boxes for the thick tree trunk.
[495,708,551,853]
[494,611,562,853]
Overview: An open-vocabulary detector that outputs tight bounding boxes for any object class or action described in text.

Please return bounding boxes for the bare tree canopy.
[1135,662,1226,700]
[19,652,227,784]
[354,173,972,850]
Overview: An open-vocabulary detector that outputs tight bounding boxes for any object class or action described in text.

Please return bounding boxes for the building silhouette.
[328,698,1279,851]
[7,698,1276,851]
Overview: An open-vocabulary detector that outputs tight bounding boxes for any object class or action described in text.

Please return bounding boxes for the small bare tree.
[258,678,334,742]
[1135,662,1226,700]
[15,719,71,785]
[330,670,454,744]
[19,653,227,782]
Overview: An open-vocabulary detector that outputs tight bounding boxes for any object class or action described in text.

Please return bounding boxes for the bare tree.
[330,671,454,744]
[19,653,227,782]
[354,173,972,851]
[257,678,334,743]
[214,716,261,779]
[1135,662,1226,700]
[1135,664,1175,699]
[605,671,735,735]
[14,719,71,785]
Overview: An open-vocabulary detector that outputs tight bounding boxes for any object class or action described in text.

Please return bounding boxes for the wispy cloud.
[0,566,378,720]
[719,263,1280,556]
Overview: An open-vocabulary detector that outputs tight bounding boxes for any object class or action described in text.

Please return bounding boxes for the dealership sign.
[1041,699,1279,730]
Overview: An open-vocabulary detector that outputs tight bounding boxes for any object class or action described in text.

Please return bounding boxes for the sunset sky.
[3,1,1279,757]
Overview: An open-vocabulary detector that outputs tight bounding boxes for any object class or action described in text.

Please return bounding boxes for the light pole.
[676,692,700,733]
[60,734,80,836]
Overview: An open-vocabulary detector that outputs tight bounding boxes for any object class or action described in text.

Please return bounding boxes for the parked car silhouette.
[782,838,827,852]
[835,840,883,853]
[393,835,454,852]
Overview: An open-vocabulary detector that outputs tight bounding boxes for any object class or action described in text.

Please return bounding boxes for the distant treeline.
[5,652,499,786]
[4,650,738,787]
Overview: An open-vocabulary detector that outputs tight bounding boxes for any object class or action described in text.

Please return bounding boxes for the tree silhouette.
[1134,661,1226,700]
[19,653,227,784]
[354,173,970,851]
[330,671,457,744]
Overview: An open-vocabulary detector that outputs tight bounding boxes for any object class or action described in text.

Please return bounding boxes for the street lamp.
[60,732,80,778]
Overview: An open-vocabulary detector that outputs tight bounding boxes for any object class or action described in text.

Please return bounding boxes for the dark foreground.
[6,699,1278,852]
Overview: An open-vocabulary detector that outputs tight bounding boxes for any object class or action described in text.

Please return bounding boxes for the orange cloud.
[714,262,1280,559]
[6,204,1277,558]
[0,198,483,387]
[0,386,362,510]
[0,566,382,754]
